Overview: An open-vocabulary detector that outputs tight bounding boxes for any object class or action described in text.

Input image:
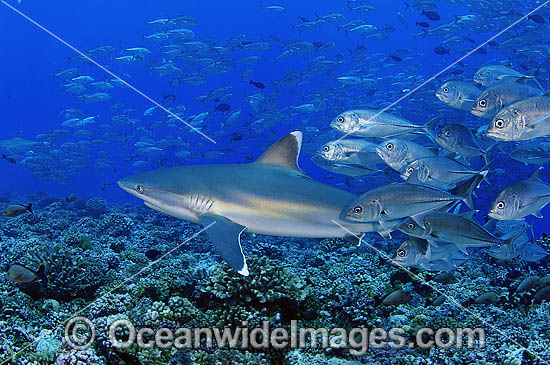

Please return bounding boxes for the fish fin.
[344,233,364,247]
[422,115,441,142]
[450,174,483,211]
[461,98,475,102]
[533,210,544,218]
[411,212,427,228]
[529,167,544,181]
[26,203,33,215]
[410,236,429,256]
[528,115,550,128]
[460,210,478,221]
[457,246,470,255]
[255,131,305,174]
[378,229,392,239]
[502,225,528,246]
[199,214,249,276]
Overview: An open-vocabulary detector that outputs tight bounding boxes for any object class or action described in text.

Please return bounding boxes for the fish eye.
[444,130,451,137]
[322,146,329,152]
[353,206,363,214]
[337,116,344,123]
[479,99,487,107]
[136,185,144,194]
[443,87,449,93]
[497,201,505,209]
[386,143,394,150]
[407,167,414,174]
[407,223,415,229]
[495,119,505,128]
[479,72,483,76]
[397,249,406,257]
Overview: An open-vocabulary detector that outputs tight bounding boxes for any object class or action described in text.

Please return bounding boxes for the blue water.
[3,1,550,363]
[0,0,548,230]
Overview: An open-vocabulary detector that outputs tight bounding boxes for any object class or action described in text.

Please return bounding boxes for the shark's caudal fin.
[255,131,305,174]
[200,214,249,276]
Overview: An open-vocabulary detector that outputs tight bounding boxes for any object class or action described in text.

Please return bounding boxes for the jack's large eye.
[397,249,406,257]
[479,99,487,107]
[353,206,363,214]
[337,116,344,123]
[443,87,449,93]
[479,72,483,76]
[497,201,505,209]
[444,130,451,137]
[495,119,505,129]
[407,223,415,229]
[407,167,414,174]
[322,146,329,152]
[136,185,144,194]
[386,143,394,150]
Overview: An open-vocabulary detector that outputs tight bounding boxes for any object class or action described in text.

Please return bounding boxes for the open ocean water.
[1,0,550,364]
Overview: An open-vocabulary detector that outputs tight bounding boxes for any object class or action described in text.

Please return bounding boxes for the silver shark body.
[118,132,399,275]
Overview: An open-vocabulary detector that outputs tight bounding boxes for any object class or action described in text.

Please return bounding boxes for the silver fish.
[436,81,481,111]
[330,109,437,139]
[311,155,380,177]
[376,138,436,173]
[487,95,550,141]
[398,212,527,254]
[489,168,550,220]
[473,65,541,88]
[340,175,479,231]
[435,124,492,162]
[471,80,543,119]
[317,139,382,166]
[401,156,488,187]
[392,239,468,272]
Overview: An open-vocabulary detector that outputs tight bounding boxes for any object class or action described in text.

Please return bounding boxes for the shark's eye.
[337,116,344,123]
[136,185,144,194]
[322,146,330,152]
[443,87,449,93]
[479,99,487,107]
[444,129,451,137]
[353,206,363,214]
[397,249,406,257]
[495,119,505,129]
[407,223,415,229]
[386,143,394,150]
[497,201,505,209]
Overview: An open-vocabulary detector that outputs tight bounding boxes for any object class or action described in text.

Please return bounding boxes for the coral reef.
[0,193,549,364]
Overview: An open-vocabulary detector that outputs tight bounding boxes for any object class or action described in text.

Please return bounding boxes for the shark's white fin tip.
[290,131,303,141]
[239,263,250,276]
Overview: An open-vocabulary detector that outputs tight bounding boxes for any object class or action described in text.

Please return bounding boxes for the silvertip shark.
[118,131,400,276]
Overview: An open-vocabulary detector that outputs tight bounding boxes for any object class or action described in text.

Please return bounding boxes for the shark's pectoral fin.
[344,233,364,247]
[199,214,249,276]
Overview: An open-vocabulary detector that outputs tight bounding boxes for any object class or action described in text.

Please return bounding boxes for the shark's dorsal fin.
[255,131,304,173]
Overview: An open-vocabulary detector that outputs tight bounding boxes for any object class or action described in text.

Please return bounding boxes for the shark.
[118,131,400,276]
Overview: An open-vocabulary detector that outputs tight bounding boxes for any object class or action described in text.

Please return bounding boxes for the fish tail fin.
[1,154,5,160]
[36,264,47,283]
[483,142,499,165]
[503,225,528,246]
[450,174,483,210]
[422,115,442,142]
[404,2,410,9]
[26,203,33,215]
[479,163,491,185]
